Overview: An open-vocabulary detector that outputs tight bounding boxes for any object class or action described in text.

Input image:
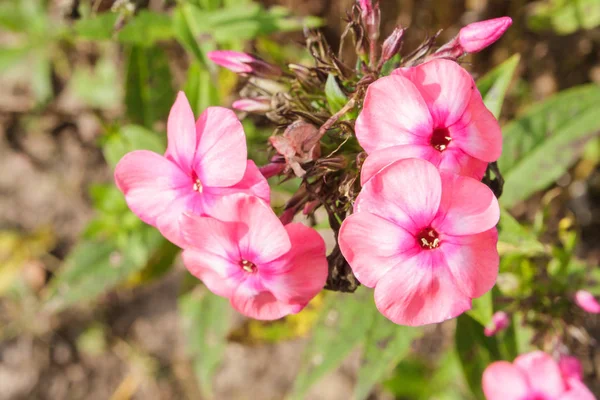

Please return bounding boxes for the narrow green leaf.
[477,54,520,118]
[179,289,232,399]
[455,314,501,400]
[173,4,210,66]
[497,211,546,256]
[325,74,348,114]
[184,61,220,115]
[467,291,493,327]
[353,314,421,400]
[499,84,600,207]
[290,289,377,399]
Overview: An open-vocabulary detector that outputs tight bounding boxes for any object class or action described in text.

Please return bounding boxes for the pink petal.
[360,145,439,184]
[208,160,270,203]
[194,106,247,188]
[484,310,510,337]
[155,192,199,247]
[437,147,489,180]
[448,89,502,162]
[575,290,600,313]
[355,75,433,154]
[114,150,189,227]
[374,250,472,326]
[207,50,254,73]
[230,289,302,320]
[261,223,327,303]
[558,378,596,400]
[392,59,474,127]
[339,212,419,288]
[482,361,531,400]
[559,356,584,382]
[182,249,238,298]
[432,171,500,236]
[165,92,197,173]
[355,158,442,233]
[441,228,499,298]
[514,351,567,397]
[201,194,291,264]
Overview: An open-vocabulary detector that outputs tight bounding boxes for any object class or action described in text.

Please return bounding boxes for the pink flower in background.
[232,97,271,113]
[356,59,502,182]
[482,351,595,400]
[180,194,328,320]
[459,17,513,53]
[484,311,510,336]
[575,290,600,313]
[559,356,584,382]
[115,92,269,247]
[207,50,282,79]
[339,158,500,326]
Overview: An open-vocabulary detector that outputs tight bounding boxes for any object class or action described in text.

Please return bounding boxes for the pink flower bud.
[232,97,271,113]
[559,356,584,382]
[458,17,512,53]
[207,50,282,79]
[303,200,320,215]
[279,207,296,225]
[358,0,380,40]
[380,27,405,64]
[484,311,509,336]
[575,290,600,313]
[259,161,286,179]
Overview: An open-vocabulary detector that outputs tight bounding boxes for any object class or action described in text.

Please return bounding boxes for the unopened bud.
[232,97,271,113]
[458,17,512,53]
[259,160,286,179]
[380,27,405,65]
[575,290,600,313]
[559,356,584,382]
[207,50,282,79]
[483,311,509,337]
[358,0,380,41]
[279,207,297,225]
[303,200,320,215]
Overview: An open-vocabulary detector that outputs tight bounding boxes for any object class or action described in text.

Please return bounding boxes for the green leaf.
[455,314,501,400]
[179,289,232,399]
[499,84,600,207]
[173,4,211,66]
[124,45,175,128]
[70,54,120,109]
[477,54,520,118]
[467,291,493,327]
[184,61,220,115]
[353,314,421,400]
[497,211,547,256]
[325,74,348,115]
[74,12,119,40]
[117,10,174,46]
[102,125,166,169]
[290,289,377,399]
[528,0,600,35]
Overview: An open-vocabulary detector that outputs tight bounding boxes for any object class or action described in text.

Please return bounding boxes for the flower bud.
[559,356,584,382]
[232,97,271,113]
[207,50,282,79]
[358,0,380,41]
[259,160,286,179]
[458,17,512,53]
[279,207,296,225]
[575,290,600,313]
[483,311,509,337]
[380,27,405,65]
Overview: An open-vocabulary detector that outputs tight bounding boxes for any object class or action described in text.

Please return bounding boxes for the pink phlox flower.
[482,351,596,400]
[356,59,502,182]
[484,311,510,336]
[459,17,513,54]
[207,50,282,79]
[559,356,584,383]
[115,91,270,247]
[339,158,500,326]
[180,193,328,320]
[575,290,600,313]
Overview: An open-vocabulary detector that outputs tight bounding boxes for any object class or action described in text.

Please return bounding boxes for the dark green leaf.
[477,54,520,118]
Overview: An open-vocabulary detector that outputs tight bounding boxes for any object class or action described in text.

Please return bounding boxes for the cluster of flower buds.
[115,0,516,325]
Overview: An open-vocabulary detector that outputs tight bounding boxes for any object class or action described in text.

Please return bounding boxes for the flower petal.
[441,228,499,298]
[393,59,474,127]
[558,379,596,400]
[355,75,433,154]
[360,145,439,184]
[208,160,270,203]
[433,171,500,236]
[482,361,531,400]
[575,290,600,314]
[194,106,247,187]
[114,150,189,227]
[437,147,489,180]
[181,249,239,298]
[165,92,197,173]
[514,351,567,397]
[374,250,472,326]
[261,223,327,304]
[355,158,442,233]
[448,89,502,162]
[230,289,301,320]
[339,212,418,288]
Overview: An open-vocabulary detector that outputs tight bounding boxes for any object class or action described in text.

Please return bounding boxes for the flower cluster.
[483,351,595,399]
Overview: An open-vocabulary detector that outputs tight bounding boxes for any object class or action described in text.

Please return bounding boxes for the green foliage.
[325,74,349,114]
[117,11,174,46]
[528,0,600,35]
[102,125,166,170]
[499,84,600,207]
[477,54,521,118]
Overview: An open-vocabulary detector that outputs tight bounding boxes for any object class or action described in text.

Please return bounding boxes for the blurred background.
[1,0,599,399]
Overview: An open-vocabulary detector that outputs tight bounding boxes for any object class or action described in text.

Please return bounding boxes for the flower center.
[417,227,440,250]
[191,171,203,193]
[430,128,452,152]
[240,259,257,273]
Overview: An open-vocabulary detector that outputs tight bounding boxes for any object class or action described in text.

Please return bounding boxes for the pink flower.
[482,351,595,400]
[338,158,500,326]
[484,311,510,336]
[459,17,513,54]
[115,92,270,247]
[559,356,584,382]
[575,290,600,313]
[232,97,271,113]
[356,59,502,182]
[180,194,328,320]
[207,50,282,79]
